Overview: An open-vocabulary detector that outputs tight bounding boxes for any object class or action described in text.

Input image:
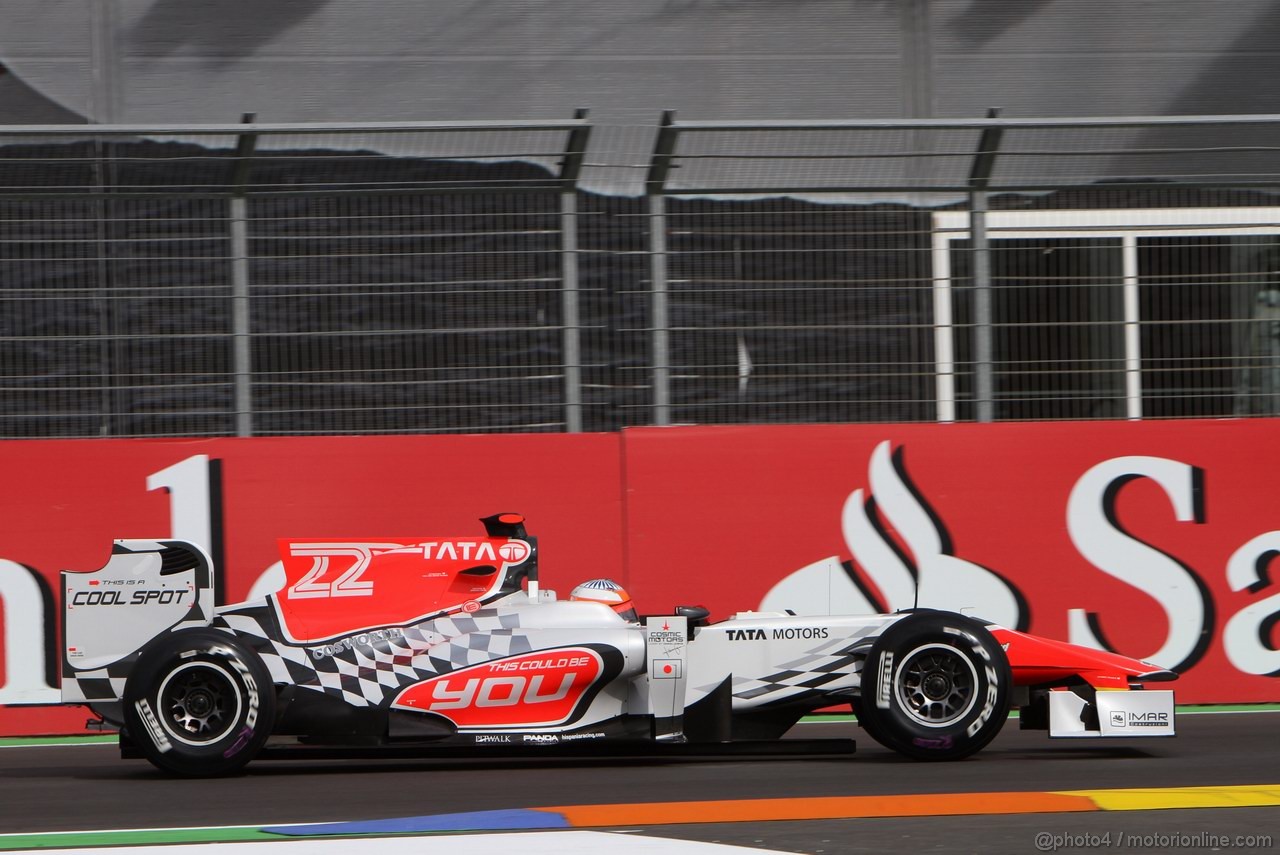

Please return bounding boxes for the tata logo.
[726,628,766,641]
[421,539,530,564]
[497,540,531,563]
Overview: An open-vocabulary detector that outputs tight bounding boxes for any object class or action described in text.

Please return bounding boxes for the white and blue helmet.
[570,578,638,622]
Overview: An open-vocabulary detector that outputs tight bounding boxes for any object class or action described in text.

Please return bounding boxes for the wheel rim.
[156,661,242,746]
[894,642,979,728]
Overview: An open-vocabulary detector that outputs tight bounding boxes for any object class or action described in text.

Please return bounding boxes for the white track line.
[1,831,776,854]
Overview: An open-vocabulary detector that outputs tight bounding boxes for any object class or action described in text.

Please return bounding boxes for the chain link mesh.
[3,117,1280,436]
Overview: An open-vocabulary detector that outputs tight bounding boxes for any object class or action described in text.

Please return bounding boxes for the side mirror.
[674,604,711,627]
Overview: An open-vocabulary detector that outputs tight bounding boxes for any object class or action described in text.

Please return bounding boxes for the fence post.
[968,110,1003,423]
[648,193,671,426]
[931,223,956,422]
[969,191,993,422]
[646,111,678,426]
[230,114,257,437]
[560,191,583,432]
[1122,235,1143,419]
[559,110,590,433]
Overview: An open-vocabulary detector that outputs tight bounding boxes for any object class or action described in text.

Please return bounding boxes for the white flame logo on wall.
[761,440,1027,630]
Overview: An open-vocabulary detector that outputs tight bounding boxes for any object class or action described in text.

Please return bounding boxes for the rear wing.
[61,540,215,704]
[480,512,538,598]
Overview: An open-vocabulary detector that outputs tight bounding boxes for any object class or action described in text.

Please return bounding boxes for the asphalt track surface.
[3,711,1279,854]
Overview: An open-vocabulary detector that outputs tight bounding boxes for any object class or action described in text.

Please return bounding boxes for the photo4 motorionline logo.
[1035,831,1271,851]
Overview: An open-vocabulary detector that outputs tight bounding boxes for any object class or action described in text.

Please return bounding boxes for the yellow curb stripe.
[1060,784,1280,812]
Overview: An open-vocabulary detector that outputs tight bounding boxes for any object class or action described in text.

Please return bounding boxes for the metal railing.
[644,112,1280,425]
[3,112,1280,437]
[0,115,591,436]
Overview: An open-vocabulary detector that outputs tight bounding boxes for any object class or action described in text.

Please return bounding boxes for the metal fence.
[3,113,1280,437]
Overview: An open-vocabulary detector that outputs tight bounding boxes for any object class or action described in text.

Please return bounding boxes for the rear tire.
[857,611,1010,761]
[122,629,274,777]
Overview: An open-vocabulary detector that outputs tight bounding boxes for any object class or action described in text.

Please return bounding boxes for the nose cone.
[990,627,1177,688]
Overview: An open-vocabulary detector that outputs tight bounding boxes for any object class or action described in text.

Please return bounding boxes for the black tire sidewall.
[123,629,274,776]
[860,612,1010,760]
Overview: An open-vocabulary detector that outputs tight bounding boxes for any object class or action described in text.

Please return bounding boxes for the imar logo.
[1128,712,1171,727]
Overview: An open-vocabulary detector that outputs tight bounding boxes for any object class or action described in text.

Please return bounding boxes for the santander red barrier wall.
[3,421,1278,735]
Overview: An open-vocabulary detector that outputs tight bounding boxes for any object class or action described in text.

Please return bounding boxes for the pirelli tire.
[122,629,275,777]
[858,611,1011,761]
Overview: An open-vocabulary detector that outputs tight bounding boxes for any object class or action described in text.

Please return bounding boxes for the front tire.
[857,611,1010,761]
[122,629,275,777]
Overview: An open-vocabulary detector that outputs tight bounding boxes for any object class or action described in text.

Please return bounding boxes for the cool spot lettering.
[70,589,189,606]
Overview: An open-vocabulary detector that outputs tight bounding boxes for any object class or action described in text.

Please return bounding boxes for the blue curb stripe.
[264,808,570,836]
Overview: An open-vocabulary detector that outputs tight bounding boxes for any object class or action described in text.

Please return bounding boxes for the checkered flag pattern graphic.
[216,604,533,707]
[62,666,129,703]
[712,623,884,705]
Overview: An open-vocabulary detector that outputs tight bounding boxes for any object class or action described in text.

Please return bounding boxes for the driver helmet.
[570,578,638,622]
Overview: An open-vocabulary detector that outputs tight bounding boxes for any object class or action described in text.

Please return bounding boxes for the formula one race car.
[59,514,1176,776]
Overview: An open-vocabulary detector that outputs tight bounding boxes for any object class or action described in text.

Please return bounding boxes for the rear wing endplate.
[61,540,215,703]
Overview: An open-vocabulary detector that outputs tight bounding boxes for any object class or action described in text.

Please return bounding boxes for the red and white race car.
[59,514,1176,776]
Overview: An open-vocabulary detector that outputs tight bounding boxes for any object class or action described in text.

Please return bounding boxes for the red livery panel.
[273,537,532,643]
[392,647,605,729]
